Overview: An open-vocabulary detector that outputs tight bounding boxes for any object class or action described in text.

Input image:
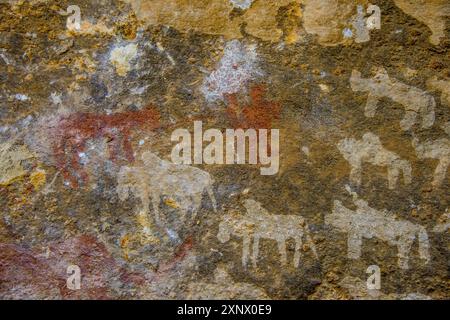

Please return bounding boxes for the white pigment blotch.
[201,40,262,102]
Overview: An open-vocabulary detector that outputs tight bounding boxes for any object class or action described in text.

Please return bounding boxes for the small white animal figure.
[217,199,317,268]
[337,132,412,189]
[117,152,217,230]
[325,195,430,270]
[350,68,435,131]
[412,135,450,188]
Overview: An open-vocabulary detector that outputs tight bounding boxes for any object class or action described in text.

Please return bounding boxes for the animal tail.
[422,96,436,129]
[304,225,318,259]
[418,226,430,263]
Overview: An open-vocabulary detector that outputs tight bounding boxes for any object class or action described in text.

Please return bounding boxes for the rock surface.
[0,0,448,299]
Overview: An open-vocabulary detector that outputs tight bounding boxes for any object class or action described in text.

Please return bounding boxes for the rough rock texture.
[0,0,449,299]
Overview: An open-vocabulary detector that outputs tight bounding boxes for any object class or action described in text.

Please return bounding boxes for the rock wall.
[0,0,448,299]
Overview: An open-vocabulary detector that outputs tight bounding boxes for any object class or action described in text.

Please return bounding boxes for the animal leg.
[242,235,251,268]
[277,240,287,266]
[294,236,303,268]
[206,185,217,212]
[421,97,435,129]
[401,161,412,185]
[400,111,417,131]
[432,159,449,188]
[397,237,414,270]
[190,193,202,221]
[364,93,379,118]
[387,166,399,189]
[347,233,362,259]
[68,140,88,187]
[349,165,362,186]
[107,134,122,162]
[251,236,260,268]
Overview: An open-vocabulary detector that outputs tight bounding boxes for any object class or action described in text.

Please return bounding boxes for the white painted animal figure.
[217,199,317,268]
[337,132,412,189]
[325,196,430,269]
[412,135,449,187]
[350,68,435,131]
[117,152,217,230]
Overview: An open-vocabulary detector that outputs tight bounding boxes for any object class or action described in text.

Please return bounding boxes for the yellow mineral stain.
[29,169,46,190]
[136,212,160,245]
[164,198,180,209]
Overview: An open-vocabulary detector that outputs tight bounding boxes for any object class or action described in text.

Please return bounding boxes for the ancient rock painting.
[53,106,160,188]
[0,138,34,186]
[350,68,435,131]
[117,151,217,238]
[337,132,412,189]
[325,190,430,269]
[218,199,317,268]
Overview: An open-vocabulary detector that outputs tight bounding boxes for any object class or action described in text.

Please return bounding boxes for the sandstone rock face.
[0,0,448,300]
[393,0,450,45]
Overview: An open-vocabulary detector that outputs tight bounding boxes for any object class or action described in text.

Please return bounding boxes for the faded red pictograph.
[225,84,281,129]
[52,106,160,188]
[0,235,146,299]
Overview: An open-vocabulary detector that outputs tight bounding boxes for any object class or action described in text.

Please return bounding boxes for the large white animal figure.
[325,193,430,269]
[412,135,450,187]
[350,68,435,131]
[117,152,217,234]
[217,199,317,268]
[337,132,412,189]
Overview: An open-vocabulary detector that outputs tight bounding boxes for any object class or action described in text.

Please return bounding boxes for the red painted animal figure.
[53,106,160,188]
[225,85,281,129]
